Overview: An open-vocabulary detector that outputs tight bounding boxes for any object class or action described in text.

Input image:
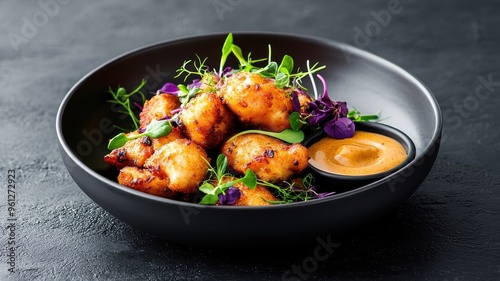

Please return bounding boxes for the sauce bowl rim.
[302,121,417,181]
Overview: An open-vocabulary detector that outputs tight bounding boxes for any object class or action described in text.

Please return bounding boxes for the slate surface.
[0,0,499,280]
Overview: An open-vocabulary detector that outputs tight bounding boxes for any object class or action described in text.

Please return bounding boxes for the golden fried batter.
[214,177,277,206]
[145,139,209,194]
[219,72,294,132]
[117,166,176,198]
[233,182,277,206]
[151,126,184,150]
[179,92,235,149]
[104,132,154,168]
[295,89,312,116]
[222,134,309,182]
[139,93,180,128]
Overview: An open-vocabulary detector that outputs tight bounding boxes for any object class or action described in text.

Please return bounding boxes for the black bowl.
[302,122,417,190]
[56,32,442,247]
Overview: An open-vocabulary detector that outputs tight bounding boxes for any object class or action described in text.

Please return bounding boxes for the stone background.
[0,0,499,280]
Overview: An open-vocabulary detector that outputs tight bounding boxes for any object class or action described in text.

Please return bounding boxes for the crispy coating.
[139,94,180,128]
[232,182,277,206]
[219,72,294,132]
[117,166,176,198]
[179,92,235,149]
[145,139,209,194]
[221,134,309,182]
[296,89,313,116]
[104,127,184,169]
[215,177,277,206]
[151,126,184,150]
[104,133,154,168]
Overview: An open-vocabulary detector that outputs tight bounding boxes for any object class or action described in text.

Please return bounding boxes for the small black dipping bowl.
[302,122,416,191]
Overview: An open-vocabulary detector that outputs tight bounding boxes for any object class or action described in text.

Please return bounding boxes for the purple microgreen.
[133,101,143,111]
[218,187,242,205]
[304,74,363,139]
[292,91,302,113]
[159,83,180,95]
[324,117,355,139]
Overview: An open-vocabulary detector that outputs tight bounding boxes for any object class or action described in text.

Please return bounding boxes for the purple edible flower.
[188,79,202,89]
[217,66,233,78]
[133,101,143,111]
[305,75,355,139]
[324,116,355,139]
[312,191,336,199]
[218,187,241,205]
[159,83,180,95]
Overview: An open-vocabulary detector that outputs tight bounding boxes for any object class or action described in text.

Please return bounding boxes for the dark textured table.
[1,1,499,280]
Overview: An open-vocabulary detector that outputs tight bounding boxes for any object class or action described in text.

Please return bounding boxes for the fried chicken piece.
[179,92,236,149]
[104,133,154,168]
[104,127,184,169]
[295,89,313,116]
[139,93,180,128]
[117,166,176,198]
[145,139,209,194]
[221,134,309,182]
[151,126,184,150]
[218,72,294,132]
[214,177,277,206]
[233,182,277,206]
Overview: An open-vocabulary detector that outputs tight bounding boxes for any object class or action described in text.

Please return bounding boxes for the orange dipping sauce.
[308,131,407,176]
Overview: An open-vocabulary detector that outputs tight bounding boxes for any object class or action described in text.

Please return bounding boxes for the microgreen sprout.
[107,119,172,150]
[259,173,335,204]
[175,55,209,82]
[347,108,381,122]
[106,79,147,131]
[199,154,257,205]
[219,33,234,74]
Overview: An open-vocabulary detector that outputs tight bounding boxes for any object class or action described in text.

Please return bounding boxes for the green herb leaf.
[143,120,172,138]
[289,112,301,132]
[199,194,219,205]
[278,55,294,75]
[239,169,257,189]
[216,154,228,179]
[227,128,304,144]
[107,119,172,150]
[198,182,215,194]
[274,72,289,88]
[231,44,248,67]
[255,62,278,78]
[219,33,233,74]
[107,133,129,150]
